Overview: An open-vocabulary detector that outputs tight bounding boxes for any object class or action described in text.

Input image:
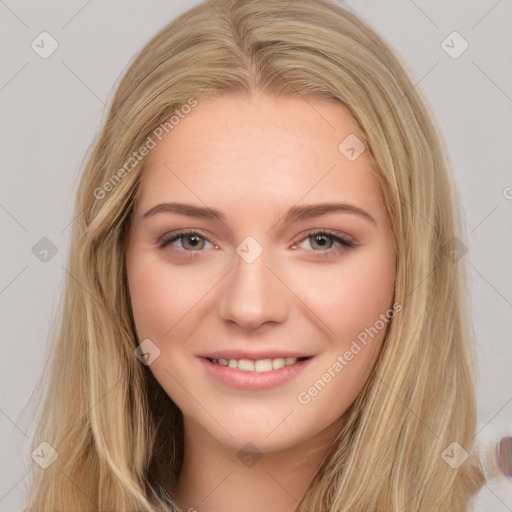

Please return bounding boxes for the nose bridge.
[218,238,288,329]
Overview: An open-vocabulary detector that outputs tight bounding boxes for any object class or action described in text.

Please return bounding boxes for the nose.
[218,244,289,331]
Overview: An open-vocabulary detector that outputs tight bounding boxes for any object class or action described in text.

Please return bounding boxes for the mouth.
[199,355,314,390]
[206,356,312,373]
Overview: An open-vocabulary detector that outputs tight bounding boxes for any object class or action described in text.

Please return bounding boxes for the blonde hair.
[23,0,485,510]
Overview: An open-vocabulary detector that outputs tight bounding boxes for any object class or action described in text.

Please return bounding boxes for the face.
[126,92,396,454]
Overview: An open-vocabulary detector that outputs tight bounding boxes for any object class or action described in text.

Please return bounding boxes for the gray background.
[1,1,511,510]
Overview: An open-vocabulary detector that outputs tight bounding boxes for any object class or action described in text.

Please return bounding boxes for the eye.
[292,229,356,259]
[158,230,216,253]
[157,228,356,260]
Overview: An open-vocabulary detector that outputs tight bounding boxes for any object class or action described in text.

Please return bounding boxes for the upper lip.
[200,351,313,360]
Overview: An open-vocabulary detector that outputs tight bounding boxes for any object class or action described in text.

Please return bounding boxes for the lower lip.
[199,357,313,390]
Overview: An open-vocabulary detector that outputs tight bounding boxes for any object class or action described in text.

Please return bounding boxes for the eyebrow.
[142,201,377,227]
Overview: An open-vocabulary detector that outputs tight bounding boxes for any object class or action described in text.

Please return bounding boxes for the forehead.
[136,92,384,219]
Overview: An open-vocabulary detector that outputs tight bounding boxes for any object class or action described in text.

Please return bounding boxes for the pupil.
[186,235,202,249]
[313,234,331,250]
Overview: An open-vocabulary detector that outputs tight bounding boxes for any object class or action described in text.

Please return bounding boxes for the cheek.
[294,252,395,425]
[287,245,396,342]
[127,257,211,339]
[128,264,173,339]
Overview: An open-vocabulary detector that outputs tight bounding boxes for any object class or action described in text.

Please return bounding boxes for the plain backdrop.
[1,1,511,510]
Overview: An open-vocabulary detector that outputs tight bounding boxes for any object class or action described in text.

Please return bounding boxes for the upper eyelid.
[157,228,216,245]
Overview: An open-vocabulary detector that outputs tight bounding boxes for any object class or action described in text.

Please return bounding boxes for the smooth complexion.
[126,92,397,512]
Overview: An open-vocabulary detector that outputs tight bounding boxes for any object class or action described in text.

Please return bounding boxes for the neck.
[166,418,341,512]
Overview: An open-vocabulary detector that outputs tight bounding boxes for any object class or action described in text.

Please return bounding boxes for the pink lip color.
[199,357,313,391]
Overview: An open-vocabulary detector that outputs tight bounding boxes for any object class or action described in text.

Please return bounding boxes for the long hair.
[23,1,485,510]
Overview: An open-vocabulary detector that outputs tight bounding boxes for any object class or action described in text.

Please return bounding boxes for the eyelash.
[158,228,356,260]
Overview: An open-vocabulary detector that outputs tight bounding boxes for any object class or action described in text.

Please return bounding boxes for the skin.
[125,91,397,512]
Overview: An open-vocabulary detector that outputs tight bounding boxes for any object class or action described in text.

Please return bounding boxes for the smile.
[200,356,313,390]
[209,356,304,372]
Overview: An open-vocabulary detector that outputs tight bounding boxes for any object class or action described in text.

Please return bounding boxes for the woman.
[23,0,485,510]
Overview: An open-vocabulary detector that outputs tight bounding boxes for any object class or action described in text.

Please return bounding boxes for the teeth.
[211,356,299,372]
[255,359,272,372]
[238,359,255,371]
[272,358,285,370]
